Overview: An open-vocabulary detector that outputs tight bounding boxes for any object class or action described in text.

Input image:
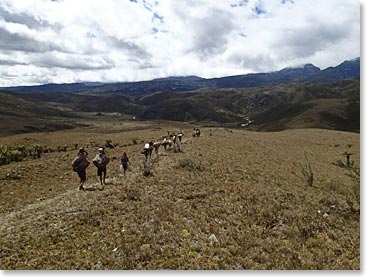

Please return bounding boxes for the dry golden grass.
[284,99,349,130]
[0,125,360,269]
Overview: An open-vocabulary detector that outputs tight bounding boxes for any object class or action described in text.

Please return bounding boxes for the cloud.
[186,8,235,58]
[0,0,360,86]
[272,24,348,59]
[0,58,27,66]
[31,52,115,70]
[0,25,62,53]
[107,36,152,60]
[0,5,52,30]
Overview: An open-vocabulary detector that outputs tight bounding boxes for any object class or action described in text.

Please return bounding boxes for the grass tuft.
[177,159,203,171]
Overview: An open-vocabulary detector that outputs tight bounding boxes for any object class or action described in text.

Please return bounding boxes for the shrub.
[0,143,45,165]
[142,161,152,177]
[343,151,353,167]
[105,139,115,149]
[346,162,360,213]
[3,169,21,180]
[301,153,314,187]
[177,159,203,171]
[0,145,10,165]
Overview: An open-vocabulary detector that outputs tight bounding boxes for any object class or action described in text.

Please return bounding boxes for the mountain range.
[1,57,360,95]
[0,57,360,135]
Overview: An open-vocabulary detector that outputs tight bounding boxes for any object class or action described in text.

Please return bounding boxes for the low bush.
[177,159,203,171]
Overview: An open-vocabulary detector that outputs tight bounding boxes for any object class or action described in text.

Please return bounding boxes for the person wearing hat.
[141,142,151,160]
[72,147,90,191]
[93,146,110,189]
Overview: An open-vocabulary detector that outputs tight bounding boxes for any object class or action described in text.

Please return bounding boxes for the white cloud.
[0,0,360,86]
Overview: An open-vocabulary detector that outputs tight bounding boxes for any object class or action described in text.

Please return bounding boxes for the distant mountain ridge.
[1,57,360,95]
[3,78,360,133]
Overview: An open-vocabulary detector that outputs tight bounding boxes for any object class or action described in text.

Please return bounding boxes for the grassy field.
[0,123,360,269]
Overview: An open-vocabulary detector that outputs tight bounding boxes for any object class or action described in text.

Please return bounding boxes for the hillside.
[16,92,142,115]
[249,79,360,132]
[0,91,73,118]
[0,126,360,269]
[7,78,359,135]
[0,91,85,136]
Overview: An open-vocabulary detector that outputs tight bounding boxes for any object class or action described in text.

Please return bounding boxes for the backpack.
[93,153,109,167]
[121,156,129,164]
[104,157,110,165]
[72,157,83,171]
[81,159,90,169]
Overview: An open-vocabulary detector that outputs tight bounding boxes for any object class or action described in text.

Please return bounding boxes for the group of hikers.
[71,128,198,191]
[140,129,185,160]
[71,146,118,191]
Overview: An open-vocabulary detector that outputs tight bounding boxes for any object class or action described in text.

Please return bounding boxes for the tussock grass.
[177,159,203,171]
[0,126,360,269]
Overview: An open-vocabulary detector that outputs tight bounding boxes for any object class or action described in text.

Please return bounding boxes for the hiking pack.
[72,157,82,172]
[72,156,90,171]
[93,152,110,168]
[121,156,129,164]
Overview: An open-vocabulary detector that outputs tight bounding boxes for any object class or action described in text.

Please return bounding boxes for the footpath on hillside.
[0,136,195,234]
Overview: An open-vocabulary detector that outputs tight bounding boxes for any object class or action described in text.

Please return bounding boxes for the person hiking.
[149,141,154,158]
[72,147,90,191]
[162,137,168,151]
[120,151,129,176]
[172,133,177,145]
[153,140,161,158]
[141,143,150,160]
[177,129,184,143]
[93,147,109,189]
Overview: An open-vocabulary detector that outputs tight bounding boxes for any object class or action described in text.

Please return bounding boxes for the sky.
[0,0,360,86]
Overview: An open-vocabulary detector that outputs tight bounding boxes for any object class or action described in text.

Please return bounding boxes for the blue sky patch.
[253,5,266,15]
[152,13,164,23]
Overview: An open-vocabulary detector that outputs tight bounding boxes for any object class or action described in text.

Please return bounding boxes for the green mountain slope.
[0,91,82,136]
[2,78,360,134]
